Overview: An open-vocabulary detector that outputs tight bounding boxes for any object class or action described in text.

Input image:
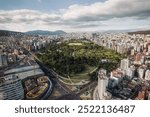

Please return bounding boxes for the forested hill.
[0,30,24,36]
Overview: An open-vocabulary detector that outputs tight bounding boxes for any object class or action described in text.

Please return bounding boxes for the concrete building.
[135,53,141,65]
[0,64,46,100]
[0,54,8,67]
[140,55,145,64]
[148,93,150,100]
[110,69,124,87]
[0,54,2,66]
[130,48,135,56]
[138,68,145,79]
[4,65,44,80]
[0,75,24,100]
[120,59,129,71]
[148,45,150,53]
[136,91,145,100]
[145,70,150,80]
[97,69,111,100]
[126,67,134,79]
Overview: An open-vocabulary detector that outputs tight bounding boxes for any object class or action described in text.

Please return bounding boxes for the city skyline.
[0,0,150,32]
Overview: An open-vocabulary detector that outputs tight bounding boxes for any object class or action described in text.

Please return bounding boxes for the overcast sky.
[0,0,150,32]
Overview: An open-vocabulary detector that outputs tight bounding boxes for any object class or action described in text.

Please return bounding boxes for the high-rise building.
[117,44,127,54]
[148,45,150,53]
[136,46,141,52]
[140,55,145,64]
[13,49,19,55]
[110,69,124,87]
[148,93,150,100]
[0,54,8,67]
[98,69,109,100]
[145,70,150,80]
[0,54,2,67]
[120,59,129,71]
[126,67,134,79]
[137,91,145,100]
[138,68,144,79]
[0,75,24,100]
[135,53,141,65]
[2,54,7,66]
[130,48,135,56]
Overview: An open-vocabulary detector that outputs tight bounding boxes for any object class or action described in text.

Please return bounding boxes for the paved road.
[76,81,97,96]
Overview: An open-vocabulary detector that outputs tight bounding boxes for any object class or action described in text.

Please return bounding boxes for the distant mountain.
[128,30,150,35]
[0,30,24,36]
[25,30,66,35]
[98,29,141,34]
[0,29,67,36]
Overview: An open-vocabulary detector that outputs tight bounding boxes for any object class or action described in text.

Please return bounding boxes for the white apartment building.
[120,59,129,71]
[145,70,150,80]
[138,68,145,79]
[98,69,109,100]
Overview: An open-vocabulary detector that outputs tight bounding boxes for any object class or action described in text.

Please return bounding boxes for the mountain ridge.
[0,30,24,36]
[25,30,67,35]
[128,30,150,35]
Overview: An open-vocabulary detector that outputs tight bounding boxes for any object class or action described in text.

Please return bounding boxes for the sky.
[0,0,150,32]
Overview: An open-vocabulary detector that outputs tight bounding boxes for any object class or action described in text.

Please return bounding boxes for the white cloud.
[62,0,150,21]
[0,0,150,32]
